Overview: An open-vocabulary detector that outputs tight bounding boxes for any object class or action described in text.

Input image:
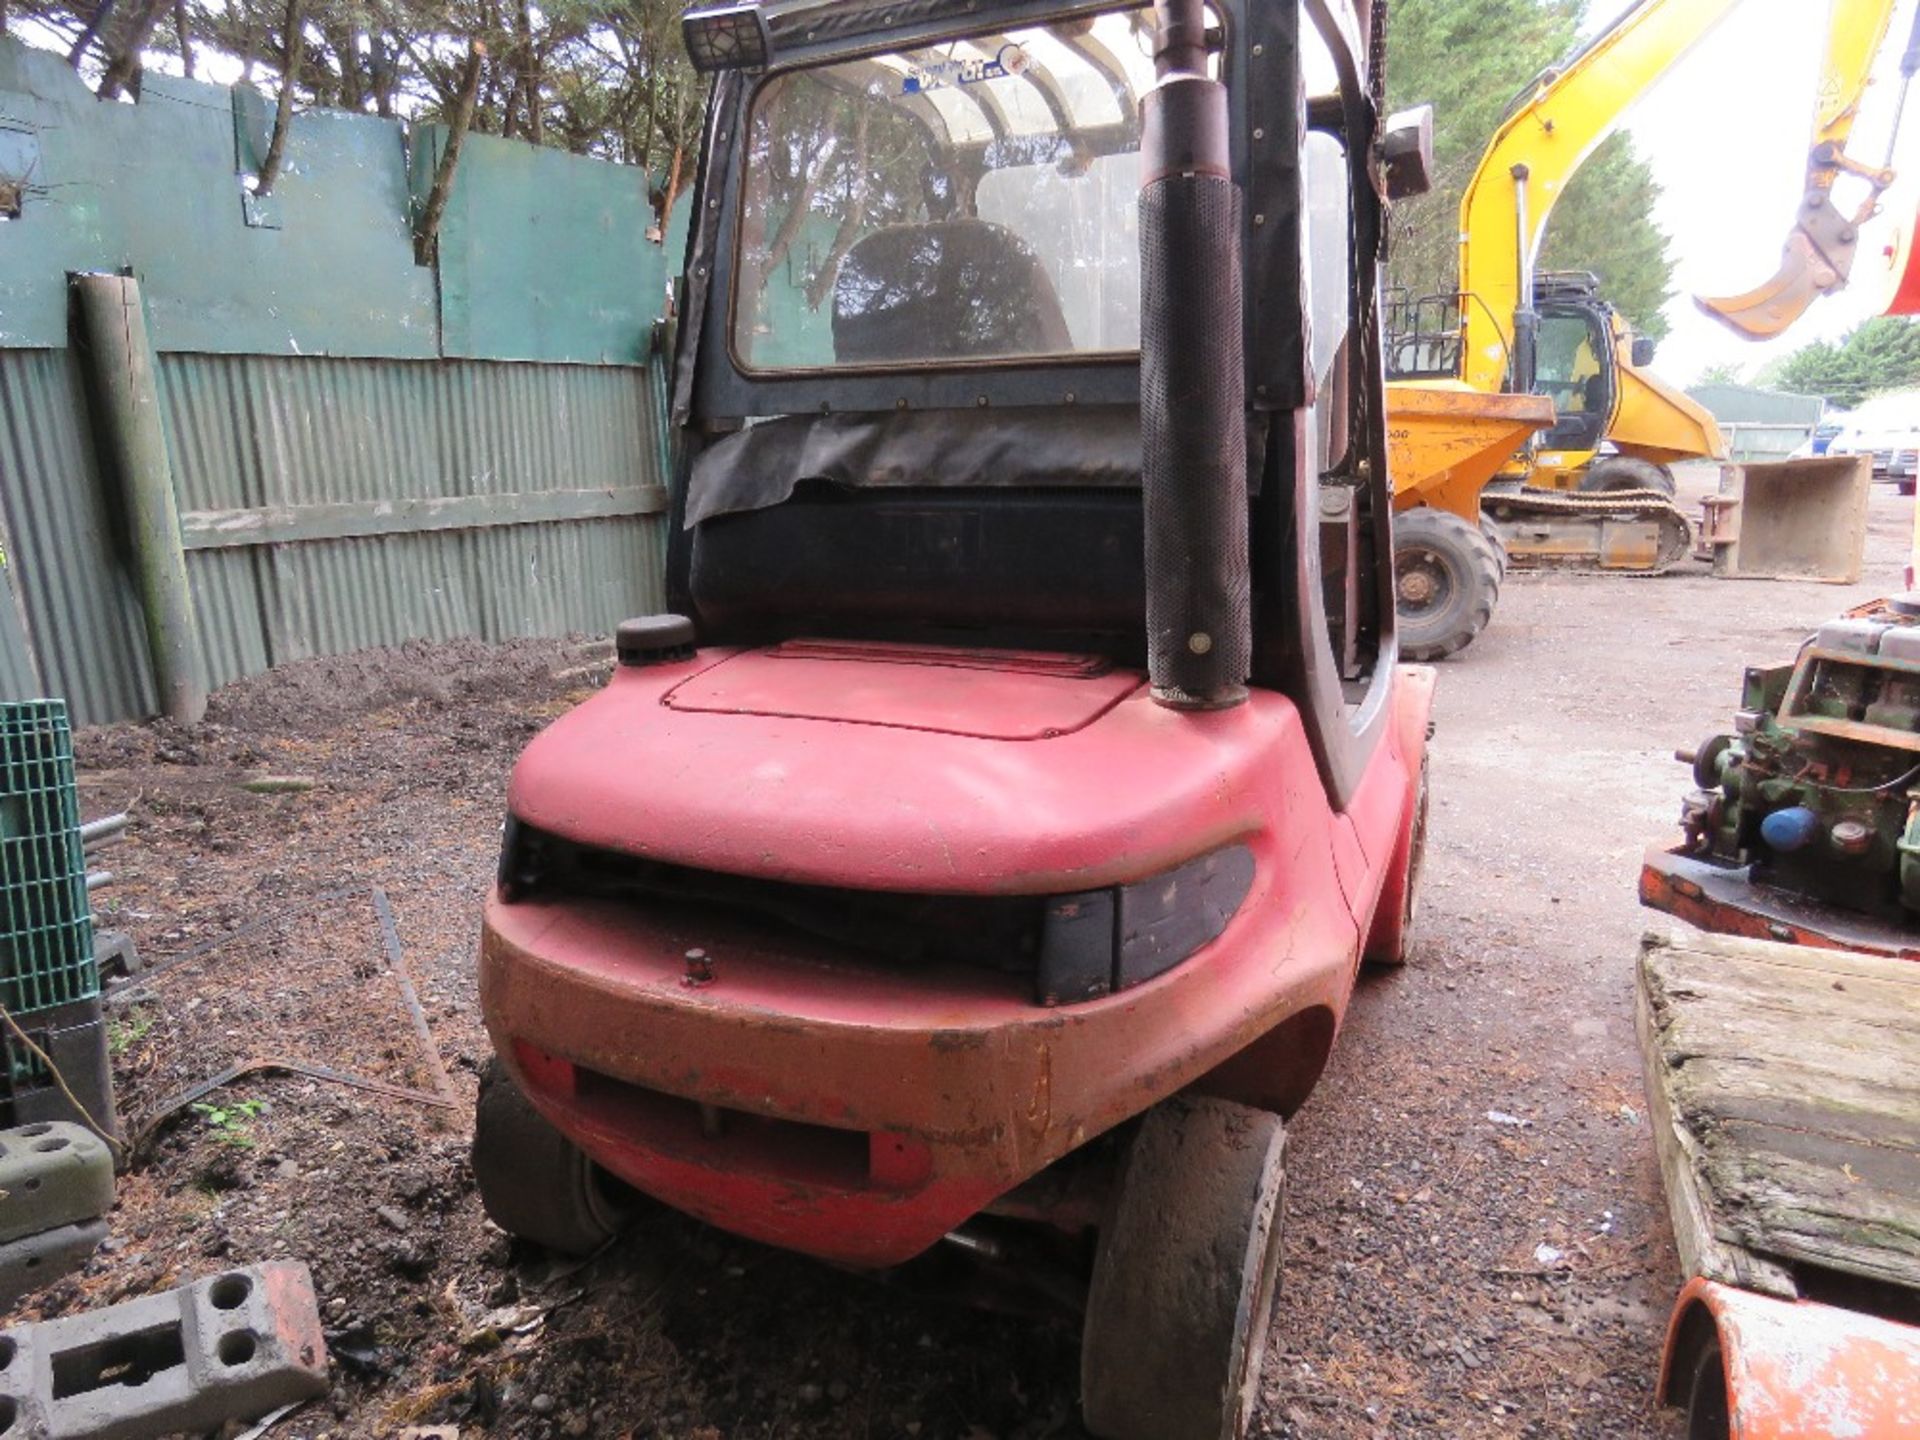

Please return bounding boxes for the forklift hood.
[505,643,1318,895]
[657,641,1141,740]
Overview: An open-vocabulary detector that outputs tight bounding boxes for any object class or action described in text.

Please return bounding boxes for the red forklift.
[474,1,1434,1435]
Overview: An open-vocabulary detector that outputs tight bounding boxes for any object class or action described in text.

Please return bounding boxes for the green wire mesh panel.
[0,701,97,1014]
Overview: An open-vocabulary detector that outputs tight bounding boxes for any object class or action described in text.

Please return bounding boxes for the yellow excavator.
[1386,0,1919,660]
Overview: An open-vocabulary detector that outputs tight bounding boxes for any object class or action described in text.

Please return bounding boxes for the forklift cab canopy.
[669,0,1400,807]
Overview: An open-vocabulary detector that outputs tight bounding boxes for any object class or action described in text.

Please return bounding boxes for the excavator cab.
[470,2,1435,1437]
[1532,282,1615,458]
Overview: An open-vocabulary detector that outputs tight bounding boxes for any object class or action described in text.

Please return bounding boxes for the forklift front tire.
[473,1056,632,1255]
[1081,1096,1287,1440]
[1393,508,1501,662]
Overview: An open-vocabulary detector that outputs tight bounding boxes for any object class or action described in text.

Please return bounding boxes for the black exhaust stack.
[1139,0,1249,711]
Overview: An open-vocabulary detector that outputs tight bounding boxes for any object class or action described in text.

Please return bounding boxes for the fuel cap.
[616,614,697,667]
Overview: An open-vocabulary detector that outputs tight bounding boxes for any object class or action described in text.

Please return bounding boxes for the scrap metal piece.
[370,887,459,1106]
[111,887,460,1144]
[1659,1278,1920,1439]
[0,1260,329,1439]
[131,1057,455,1158]
[0,1122,115,1243]
[0,1221,108,1311]
[1640,847,1920,962]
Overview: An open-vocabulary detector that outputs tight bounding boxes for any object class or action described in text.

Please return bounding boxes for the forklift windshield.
[731,11,1171,371]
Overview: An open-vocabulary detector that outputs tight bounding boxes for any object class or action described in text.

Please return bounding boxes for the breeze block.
[0,1122,115,1244]
[0,1260,329,1438]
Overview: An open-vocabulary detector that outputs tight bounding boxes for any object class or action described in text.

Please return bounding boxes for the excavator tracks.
[1479,485,1693,573]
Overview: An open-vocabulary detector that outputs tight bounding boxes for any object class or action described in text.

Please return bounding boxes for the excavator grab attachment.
[1698,0,1919,339]
[1695,199,1861,339]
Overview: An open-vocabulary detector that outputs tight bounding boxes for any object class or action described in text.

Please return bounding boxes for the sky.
[1584,0,1920,385]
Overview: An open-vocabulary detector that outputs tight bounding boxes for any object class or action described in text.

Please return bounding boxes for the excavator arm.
[1698,0,1918,338]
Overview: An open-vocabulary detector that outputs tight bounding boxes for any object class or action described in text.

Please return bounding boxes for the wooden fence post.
[71,273,207,725]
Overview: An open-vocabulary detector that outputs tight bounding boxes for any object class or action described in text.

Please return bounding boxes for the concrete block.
[0,1260,328,1438]
[2,1000,119,1144]
[0,1220,107,1310]
[0,1122,115,1244]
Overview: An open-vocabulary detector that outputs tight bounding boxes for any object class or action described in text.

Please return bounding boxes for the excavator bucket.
[1660,1278,1920,1439]
[1696,202,1858,340]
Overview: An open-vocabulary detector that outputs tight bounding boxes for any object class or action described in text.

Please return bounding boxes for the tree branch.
[416,40,485,266]
[252,0,304,196]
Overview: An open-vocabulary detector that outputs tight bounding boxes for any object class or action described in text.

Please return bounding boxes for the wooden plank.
[1708,1124,1920,1290]
[1638,928,1920,1296]
[179,487,669,551]
[1646,922,1920,987]
[1633,971,1798,1297]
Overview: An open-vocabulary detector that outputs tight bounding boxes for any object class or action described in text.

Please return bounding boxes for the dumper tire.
[1081,1096,1286,1440]
[1393,508,1501,662]
[1578,456,1675,496]
[472,1056,632,1255]
[1480,516,1510,579]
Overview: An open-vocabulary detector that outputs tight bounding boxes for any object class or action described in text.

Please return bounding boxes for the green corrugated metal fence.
[0,37,684,723]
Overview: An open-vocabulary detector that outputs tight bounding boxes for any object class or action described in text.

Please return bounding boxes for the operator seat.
[833,220,1074,364]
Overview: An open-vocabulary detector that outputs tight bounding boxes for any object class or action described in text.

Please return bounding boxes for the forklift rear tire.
[1578,456,1675,496]
[1393,508,1501,662]
[472,1057,632,1255]
[1081,1096,1286,1440]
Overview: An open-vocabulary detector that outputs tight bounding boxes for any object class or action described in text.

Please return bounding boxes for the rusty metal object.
[132,1059,455,1158]
[1658,1276,1920,1438]
[1640,847,1920,962]
[113,887,461,1139]
[370,887,459,1106]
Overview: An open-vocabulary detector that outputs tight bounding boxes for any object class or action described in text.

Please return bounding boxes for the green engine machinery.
[1662,595,1920,928]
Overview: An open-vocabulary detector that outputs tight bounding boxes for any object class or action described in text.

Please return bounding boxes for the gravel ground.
[8,467,1908,1438]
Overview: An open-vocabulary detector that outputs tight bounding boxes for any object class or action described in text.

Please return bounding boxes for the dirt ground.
[11,468,1910,1439]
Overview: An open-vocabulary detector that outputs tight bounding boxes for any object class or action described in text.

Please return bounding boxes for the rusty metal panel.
[0,349,157,723]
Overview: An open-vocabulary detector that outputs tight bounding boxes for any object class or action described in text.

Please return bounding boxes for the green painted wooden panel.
[0,41,437,358]
[412,125,670,364]
[0,38,687,363]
